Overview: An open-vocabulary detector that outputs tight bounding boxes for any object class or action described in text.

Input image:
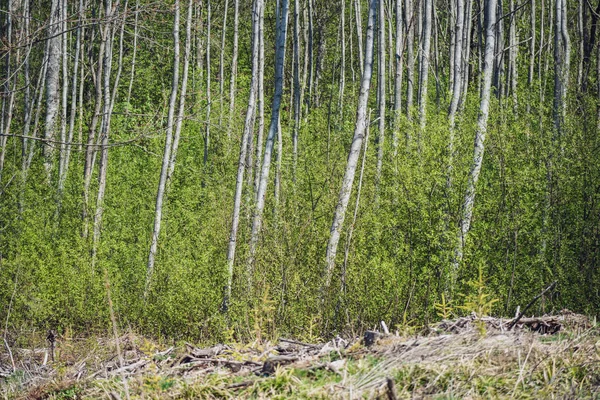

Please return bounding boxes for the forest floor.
[1,311,599,399]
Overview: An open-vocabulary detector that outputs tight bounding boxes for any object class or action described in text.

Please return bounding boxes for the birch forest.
[1,0,599,341]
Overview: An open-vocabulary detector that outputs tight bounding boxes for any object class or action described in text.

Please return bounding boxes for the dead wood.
[508,281,557,330]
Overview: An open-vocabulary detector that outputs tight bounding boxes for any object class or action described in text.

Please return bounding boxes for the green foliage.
[457,261,499,318]
[435,294,454,320]
[1,0,599,343]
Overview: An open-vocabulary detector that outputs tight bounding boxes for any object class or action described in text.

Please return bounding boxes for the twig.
[3,338,16,372]
[279,338,320,348]
[508,281,557,330]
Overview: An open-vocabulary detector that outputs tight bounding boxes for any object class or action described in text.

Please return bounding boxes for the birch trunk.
[219,0,229,126]
[58,0,85,195]
[393,0,404,152]
[376,0,385,181]
[169,0,194,180]
[528,0,535,87]
[205,0,211,165]
[247,0,290,275]
[453,0,497,279]
[405,0,415,120]
[58,0,69,190]
[448,0,464,188]
[324,0,378,289]
[92,0,117,262]
[508,0,517,110]
[254,3,265,196]
[146,0,181,293]
[43,0,62,179]
[293,0,301,180]
[224,0,263,310]
[227,0,239,137]
[83,18,106,237]
[418,0,432,130]
[126,0,139,105]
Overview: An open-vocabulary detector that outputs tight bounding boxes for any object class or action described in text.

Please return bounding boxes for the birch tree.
[43,0,62,179]
[453,0,497,280]
[227,0,240,137]
[324,0,378,289]
[224,0,263,310]
[448,0,465,186]
[146,0,194,294]
[376,0,385,181]
[205,0,211,164]
[417,0,432,130]
[405,0,415,120]
[393,0,404,151]
[92,0,118,261]
[247,0,290,276]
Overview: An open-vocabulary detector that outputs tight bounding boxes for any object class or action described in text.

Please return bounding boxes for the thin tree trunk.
[418,0,432,130]
[58,0,69,191]
[0,0,18,186]
[376,0,385,181]
[44,0,62,180]
[227,0,239,137]
[460,0,472,106]
[205,0,211,165]
[528,0,535,86]
[58,0,85,195]
[126,0,139,105]
[92,0,117,262]
[146,0,181,294]
[219,0,229,126]
[293,0,301,181]
[339,0,347,115]
[254,3,265,196]
[83,14,106,237]
[452,0,497,281]
[169,0,194,180]
[448,0,464,188]
[355,0,364,75]
[342,110,371,299]
[324,0,377,289]
[405,0,415,121]
[508,0,518,110]
[247,0,290,277]
[393,0,404,153]
[223,0,263,310]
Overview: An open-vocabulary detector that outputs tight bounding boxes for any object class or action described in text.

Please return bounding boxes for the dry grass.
[1,312,599,399]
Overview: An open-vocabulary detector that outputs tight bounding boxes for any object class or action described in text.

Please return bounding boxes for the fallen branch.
[508,281,557,331]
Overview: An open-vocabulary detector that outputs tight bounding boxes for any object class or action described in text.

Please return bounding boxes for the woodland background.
[0,0,598,341]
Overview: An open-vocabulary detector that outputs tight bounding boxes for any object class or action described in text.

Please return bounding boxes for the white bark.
[418,0,432,130]
[227,0,240,137]
[92,0,117,262]
[405,0,414,120]
[254,3,265,196]
[169,0,194,180]
[146,0,181,294]
[324,0,378,288]
[293,0,301,180]
[376,0,385,181]
[126,0,140,105]
[393,0,404,151]
[58,0,68,189]
[247,0,290,274]
[453,0,497,277]
[224,0,263,310]
[219,0,229,126]
[205,0,211,165]
[447,0,464,187]
[43,0,62,179]
[58,0,85,194]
